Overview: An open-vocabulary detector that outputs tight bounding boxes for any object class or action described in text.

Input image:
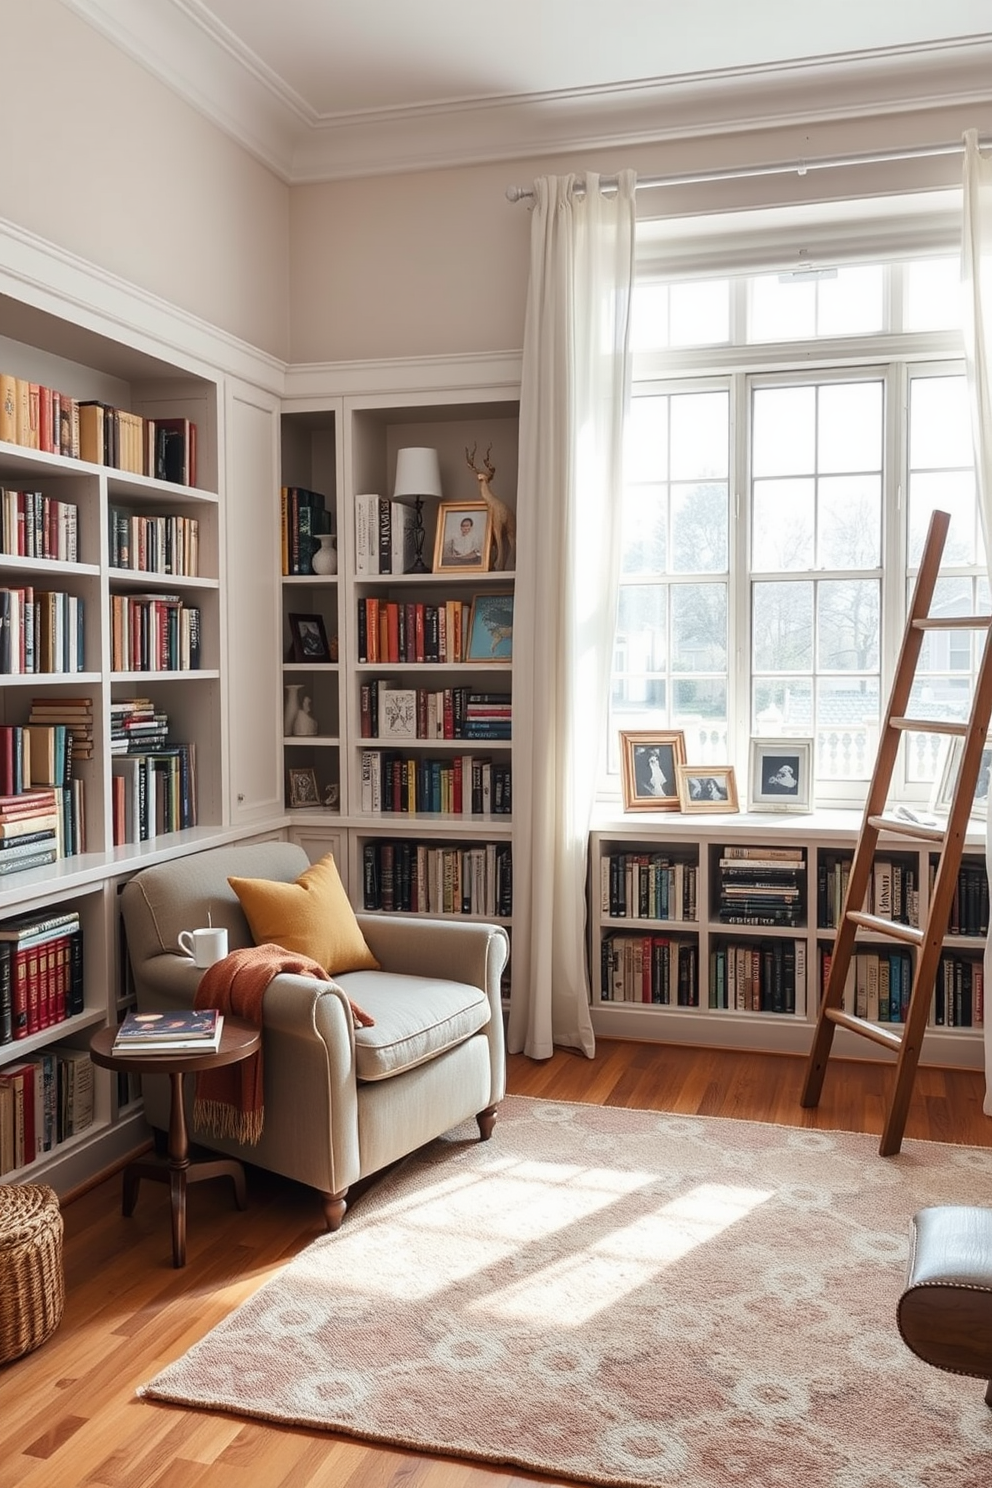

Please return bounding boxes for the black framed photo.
[288,612,331,663]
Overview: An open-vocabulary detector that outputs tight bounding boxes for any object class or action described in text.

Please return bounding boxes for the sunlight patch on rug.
[140,1096,992,1488]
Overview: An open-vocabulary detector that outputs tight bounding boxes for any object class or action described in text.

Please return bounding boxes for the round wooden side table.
[89,1017,261,1268]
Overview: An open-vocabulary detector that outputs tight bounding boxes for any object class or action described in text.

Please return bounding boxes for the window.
[611,249,985,809]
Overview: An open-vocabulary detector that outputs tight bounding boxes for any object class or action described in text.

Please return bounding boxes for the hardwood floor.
[2,1041,990,1488]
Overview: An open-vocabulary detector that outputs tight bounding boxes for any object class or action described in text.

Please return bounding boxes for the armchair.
[119,841,508,1229]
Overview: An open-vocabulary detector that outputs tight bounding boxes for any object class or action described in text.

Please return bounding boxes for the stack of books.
[112,1008,224,1054]
[0,790,61,875]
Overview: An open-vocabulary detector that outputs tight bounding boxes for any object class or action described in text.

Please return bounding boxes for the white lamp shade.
[393,446,442,499]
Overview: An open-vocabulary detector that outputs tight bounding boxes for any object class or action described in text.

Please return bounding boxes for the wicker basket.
[0,1184,65,1364]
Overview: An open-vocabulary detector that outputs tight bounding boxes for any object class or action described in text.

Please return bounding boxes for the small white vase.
[312,534,338,576]
[283,683,303,736]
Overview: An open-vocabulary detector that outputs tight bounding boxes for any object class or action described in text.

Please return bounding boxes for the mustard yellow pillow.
[228,853,380,975]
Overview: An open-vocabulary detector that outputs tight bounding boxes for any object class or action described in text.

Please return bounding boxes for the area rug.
[140,1095,992,1487]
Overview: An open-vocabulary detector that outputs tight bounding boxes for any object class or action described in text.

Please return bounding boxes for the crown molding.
[58,4,992,183]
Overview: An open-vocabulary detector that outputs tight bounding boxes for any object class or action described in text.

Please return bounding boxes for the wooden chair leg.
[476,1105,497,1141]
[322,1190,348,1231]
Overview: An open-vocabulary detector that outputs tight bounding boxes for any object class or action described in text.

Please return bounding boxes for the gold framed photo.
[432,501,492,573]
[676,764,740,813]
[287,767,320,809]
[619,730,686,812]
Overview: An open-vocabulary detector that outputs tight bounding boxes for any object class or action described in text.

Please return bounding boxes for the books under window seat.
[112,1008,223,1053]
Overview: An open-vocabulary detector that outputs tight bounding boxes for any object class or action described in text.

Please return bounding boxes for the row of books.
[359,749,511,815]
[0,374,197,485]
[821,945,984,1027]
[354,494,417,576]
[0,1046,94,1175]
[716,845,805,927]
[0,585,85,673]
[1,489,78,562]
[599,932,699,1006]
[280,486,333,575]
[108,507,200,577]
[361,839,513,917]
[710,938,805,1015]
[0,909,85,1044]
[601,853,698,922]
[817,854,921,929]
[111,696,169,755]
[112,1007,223,1053]
[111,744,197,844]
[357,597,470,665]
[109,594,201,672]
[361,681,511,741]
[927,860,989,938]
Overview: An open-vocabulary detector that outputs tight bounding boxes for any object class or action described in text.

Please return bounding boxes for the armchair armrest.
[357,915,508,1001]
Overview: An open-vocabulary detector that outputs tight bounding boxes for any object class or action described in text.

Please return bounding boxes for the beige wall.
[288,103,992,366]
[0,0,290,361]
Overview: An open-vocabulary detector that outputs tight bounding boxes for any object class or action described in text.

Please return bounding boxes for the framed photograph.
[748,738,814,813]
[287,767,320,809]
[432,501,492,573]
[288,612,331,663]
[931,737,992,820]
[466,591,514,662]
[619,730,686,812]
[676,764,740,813]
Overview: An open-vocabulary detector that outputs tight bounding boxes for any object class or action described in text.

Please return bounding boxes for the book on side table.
[112,1008,224,1054]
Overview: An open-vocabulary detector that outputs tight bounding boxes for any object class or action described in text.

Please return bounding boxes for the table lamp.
[393,447,442,572]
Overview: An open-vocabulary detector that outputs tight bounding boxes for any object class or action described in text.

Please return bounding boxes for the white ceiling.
[62,0,992,182]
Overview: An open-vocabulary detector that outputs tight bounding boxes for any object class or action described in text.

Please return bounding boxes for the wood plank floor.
[2,1041,990,1488]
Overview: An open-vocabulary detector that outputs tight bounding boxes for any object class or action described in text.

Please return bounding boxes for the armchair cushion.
[336,971,491,1081]
[229,853,380,975]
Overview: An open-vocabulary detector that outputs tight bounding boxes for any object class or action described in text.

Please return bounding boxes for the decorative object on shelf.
[618,729,686,812]
[931,735,992,821]
[393,447,442,574]
[465,591,514,662]
[676,763,740,813]
[323,783,339,810]
[283,683,304,737]
[292,695,319,736]
[288,612,332,663]
[432,501,492,574]
[287,767,320,808]
[748,738,814,814]
[465,443,516,572]
[311,533,338,576]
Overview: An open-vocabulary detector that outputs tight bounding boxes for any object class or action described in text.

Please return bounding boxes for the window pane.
[670,281,730,346]
[616,584,667,671]
[909,376,973,469]
[752,386,815,476]
[671,583,726,672]
[816,265,884,336]
[753,581,813,670]
[621,483,667,574]
[817,579,880,672]
[671,483,728,574]
[816,678,880,780]
[908,471,978,567]
[818,382,882,474]
[676,682,728,762]
[905,258,961,332]
[752,679,813,735]
[625,395,668,482]
[670,390,729,479]
[817,476,881,569]
[752,478,814,571]
[749,274,816,341]
[630,284,669,350]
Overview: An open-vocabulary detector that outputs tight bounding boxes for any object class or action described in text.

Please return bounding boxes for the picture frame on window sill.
[748,738,813,813]
[432,501,492,574]
[288,612,332,664]
[619,730,686,812]
[287,767,320,809]
[930,737,992,821]
[676,764,740,813]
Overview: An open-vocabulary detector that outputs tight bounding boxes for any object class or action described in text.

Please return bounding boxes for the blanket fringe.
[193,1097,264,1148]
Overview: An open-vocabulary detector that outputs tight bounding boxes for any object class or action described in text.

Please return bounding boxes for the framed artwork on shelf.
[619,730,686,812]
[288,612,332,663]
[748,738,813,813]
[931,737,992,820]
[676,764,740,813]
[466,591,514,662]
[432,501,492,573]
[287,767,320,809]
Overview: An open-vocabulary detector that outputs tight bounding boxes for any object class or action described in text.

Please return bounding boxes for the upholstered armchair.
[119,841,508,1229]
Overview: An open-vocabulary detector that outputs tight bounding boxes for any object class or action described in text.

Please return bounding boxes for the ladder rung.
[890,717,969,737]
[913,615,992,631]
[868,813,946,844]
[846,910,925,945]
[825,1007,905,1052]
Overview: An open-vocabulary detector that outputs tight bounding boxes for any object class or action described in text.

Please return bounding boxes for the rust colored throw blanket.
[192,943,374,1146]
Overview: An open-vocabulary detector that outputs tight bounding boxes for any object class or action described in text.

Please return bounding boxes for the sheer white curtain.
[961,130,992,1113]
[507,171,636,1060]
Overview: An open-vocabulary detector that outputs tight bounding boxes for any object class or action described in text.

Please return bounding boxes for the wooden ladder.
[800,508,992,1155]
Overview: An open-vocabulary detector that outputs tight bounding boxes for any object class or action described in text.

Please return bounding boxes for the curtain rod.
[505,137,990,203]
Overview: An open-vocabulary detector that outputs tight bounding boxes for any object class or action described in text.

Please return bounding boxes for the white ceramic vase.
[312,534,338,575]
[283,683,303,736]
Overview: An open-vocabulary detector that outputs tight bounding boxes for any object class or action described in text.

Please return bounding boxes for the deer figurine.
[465,443,516,572]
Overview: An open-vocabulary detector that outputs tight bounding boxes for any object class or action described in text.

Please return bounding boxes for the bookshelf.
[590,813,987,1069]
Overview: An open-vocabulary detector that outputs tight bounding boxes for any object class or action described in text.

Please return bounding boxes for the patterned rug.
[140,1095,992,1487]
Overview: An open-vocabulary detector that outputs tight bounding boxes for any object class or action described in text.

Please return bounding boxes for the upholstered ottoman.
[897,1205,992,1406]
[0,1184,65,1364]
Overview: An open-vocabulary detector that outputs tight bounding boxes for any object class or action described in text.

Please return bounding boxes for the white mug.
[178,926,228,968]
